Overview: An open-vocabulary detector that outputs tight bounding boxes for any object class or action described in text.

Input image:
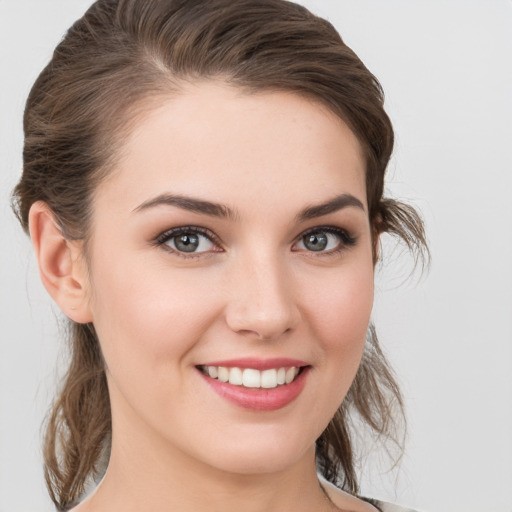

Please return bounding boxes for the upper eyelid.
[156,226,220,244]
[295,225,355,241]
[298,225,347,235]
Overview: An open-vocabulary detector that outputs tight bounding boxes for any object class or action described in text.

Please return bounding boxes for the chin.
[194,428,315,476]
[210,452,304,476]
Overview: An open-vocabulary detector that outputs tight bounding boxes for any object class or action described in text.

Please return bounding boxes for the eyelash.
[295,226,357,256]
[154,226,222,259]
[154,225,357,259]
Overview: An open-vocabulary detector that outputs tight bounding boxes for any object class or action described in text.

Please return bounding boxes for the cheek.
[303,263,374,378]
[86,257,228,435]
[308,267,374,340]
[294,263,374,436]
[87,252,224,374]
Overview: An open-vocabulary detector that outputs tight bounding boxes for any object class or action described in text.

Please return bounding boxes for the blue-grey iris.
[175,233,199,252]
[303,232,327,251]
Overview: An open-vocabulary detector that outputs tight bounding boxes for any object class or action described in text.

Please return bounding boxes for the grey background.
[1,1,511,511]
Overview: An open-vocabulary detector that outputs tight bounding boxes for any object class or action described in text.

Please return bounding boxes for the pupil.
[175,233,199,252]
[304,233,327,251]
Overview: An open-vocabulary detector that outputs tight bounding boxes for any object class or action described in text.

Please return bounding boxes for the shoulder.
[318,475,424,512]
[318,476,378,512]
[360,497,424,512]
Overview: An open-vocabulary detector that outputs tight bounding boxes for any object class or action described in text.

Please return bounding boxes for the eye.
[294,227,356,253]
[156,227,220,255]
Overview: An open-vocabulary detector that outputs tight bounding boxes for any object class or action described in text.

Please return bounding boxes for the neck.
[80,412,334,512]
[86,446,332,512]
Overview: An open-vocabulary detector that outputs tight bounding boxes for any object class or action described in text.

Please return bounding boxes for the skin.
[30,82,378,512]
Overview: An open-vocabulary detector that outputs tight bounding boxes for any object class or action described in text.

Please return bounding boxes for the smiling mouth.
[197,365,306,389]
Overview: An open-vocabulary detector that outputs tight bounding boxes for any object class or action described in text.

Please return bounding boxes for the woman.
[12,0,427,510]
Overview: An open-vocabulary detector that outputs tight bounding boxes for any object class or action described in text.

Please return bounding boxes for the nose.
[224,252,301,341]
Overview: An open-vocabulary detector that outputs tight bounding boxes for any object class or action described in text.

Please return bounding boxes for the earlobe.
[28,201,93,324]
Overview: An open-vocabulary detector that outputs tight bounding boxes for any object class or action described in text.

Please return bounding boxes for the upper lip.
[197,358,310,370]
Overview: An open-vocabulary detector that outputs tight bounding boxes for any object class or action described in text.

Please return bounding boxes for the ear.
[28,201,93,323]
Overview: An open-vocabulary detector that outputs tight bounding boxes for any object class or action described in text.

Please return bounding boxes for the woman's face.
[83,82,375,475]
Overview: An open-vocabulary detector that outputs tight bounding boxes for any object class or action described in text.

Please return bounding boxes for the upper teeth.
[200,366,300,389]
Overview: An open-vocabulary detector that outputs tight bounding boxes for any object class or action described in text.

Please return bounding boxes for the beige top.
[361,497,421,512]
[319,475,422,512]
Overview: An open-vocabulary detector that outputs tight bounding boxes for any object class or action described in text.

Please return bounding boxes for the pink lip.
[197,366,311,411]
[198,358,309,370]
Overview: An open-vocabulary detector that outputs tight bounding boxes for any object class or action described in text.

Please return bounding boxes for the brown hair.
[12,0,428,509]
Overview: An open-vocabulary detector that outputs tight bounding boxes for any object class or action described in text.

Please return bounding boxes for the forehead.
[95,81,367,218]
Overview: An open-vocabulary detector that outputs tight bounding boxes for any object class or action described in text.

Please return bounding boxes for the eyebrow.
[133,193,237,219]
[133,192,365,221]
[296,194,365,222]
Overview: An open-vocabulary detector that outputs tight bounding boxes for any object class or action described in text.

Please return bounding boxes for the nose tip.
[226,302,299,341]
[224,261,300,341]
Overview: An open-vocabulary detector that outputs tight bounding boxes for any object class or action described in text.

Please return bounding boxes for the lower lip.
[198,367,310,411]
